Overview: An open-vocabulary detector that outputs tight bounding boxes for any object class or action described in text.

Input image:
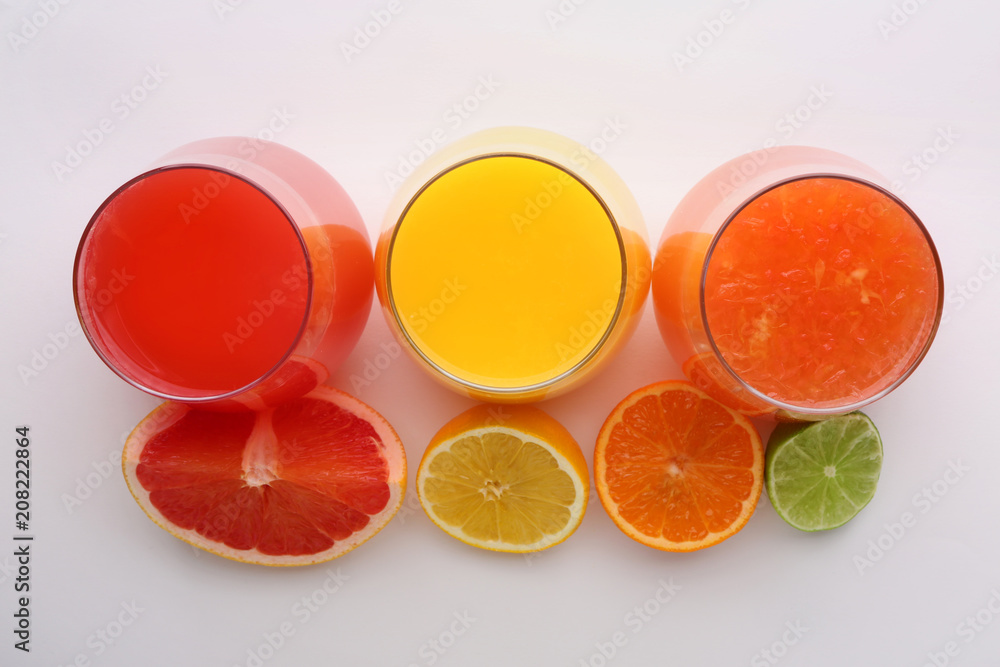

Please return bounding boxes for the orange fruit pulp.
[123,385,405,565]
[595,381,763,552]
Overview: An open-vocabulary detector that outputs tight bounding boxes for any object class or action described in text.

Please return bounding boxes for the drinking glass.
[652,146,943,418]
[74,137,374,409]
[375,127,651,402]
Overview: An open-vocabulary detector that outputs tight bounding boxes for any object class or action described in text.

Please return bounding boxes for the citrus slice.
[123,385,405,565]
[765,412,882,531]
[595,381,764,552]
[416,404,589,553]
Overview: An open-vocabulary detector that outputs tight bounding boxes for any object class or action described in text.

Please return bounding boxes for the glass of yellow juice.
[375,127,651,402]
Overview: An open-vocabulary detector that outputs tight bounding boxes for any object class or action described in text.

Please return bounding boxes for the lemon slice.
[417,405,589,553]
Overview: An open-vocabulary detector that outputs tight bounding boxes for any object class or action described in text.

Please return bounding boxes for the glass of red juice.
[73,137,374,409]
[652,146,943,419]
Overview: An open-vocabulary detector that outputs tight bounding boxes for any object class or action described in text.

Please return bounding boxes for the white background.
[2,1,999,665]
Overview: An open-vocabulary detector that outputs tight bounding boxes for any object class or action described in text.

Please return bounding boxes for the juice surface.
[78,167,310,397]
[703,177,939,409]
[387,155,624,389]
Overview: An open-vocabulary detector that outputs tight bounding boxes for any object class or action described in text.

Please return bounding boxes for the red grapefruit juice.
[76,166,310,398]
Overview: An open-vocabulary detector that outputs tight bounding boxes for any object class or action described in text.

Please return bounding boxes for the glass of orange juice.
[73,137,374,409]
[375,127,651,402]
[652,146,943,418]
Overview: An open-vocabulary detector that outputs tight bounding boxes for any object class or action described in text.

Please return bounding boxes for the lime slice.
[765,412,882,531]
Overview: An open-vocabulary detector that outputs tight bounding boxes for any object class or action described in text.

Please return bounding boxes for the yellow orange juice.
[376,128,650,401]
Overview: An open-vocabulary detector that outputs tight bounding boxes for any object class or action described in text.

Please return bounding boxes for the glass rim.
[384,151,629,395]
[699,172,945,416]
[72,163,314,403]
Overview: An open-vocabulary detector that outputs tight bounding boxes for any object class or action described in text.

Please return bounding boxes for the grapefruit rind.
[122,386,406,566]
[594,380,764,553]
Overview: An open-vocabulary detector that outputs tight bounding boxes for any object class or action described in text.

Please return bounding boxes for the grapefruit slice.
[595,381,764,552]
[123,386,405,565]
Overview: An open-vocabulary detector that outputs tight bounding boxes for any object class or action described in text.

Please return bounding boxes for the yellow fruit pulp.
[417,404,589,552]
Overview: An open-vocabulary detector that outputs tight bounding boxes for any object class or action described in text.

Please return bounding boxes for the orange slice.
[417,404,589,553]
[595,381,763,552]
[123,385,405,565]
